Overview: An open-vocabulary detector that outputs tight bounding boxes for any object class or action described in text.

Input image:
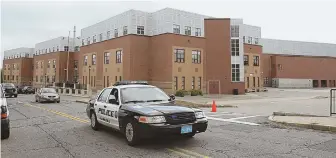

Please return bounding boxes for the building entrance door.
[208,80,220,94]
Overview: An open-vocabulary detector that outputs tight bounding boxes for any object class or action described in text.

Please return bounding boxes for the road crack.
[36,125,75,158]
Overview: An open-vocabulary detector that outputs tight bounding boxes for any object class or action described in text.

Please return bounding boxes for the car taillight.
[1,113,7,119]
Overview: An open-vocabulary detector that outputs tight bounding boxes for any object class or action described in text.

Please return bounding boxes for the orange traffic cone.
[211,100,217,112]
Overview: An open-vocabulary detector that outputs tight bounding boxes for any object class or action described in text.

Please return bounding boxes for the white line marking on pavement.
[207,117,260,126]
[229,115,262,120]
[18,101,23,104]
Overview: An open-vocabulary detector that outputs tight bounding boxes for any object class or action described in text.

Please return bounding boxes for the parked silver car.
[35,88,60,103]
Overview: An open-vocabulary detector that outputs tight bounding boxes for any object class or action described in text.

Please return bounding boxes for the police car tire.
[124,120,139,146]
[183,132,196,138]
[1,129,10,139]
[90,112,100,130]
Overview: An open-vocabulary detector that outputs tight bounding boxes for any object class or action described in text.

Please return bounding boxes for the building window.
[243,36,245,43]
[247,77,250,88]
[57,46,59,51]
[53,47,55,52]
[99,33,103,41]
[16,76,18,81]
[137,26,144,35]
[92,54,96,65]
[107,76,109,87]
[123,26,128,35]
[173,24,180,34]
[46,76,50,83]
[264,77,269,85]
[107,31,111,39]
[255,38,259,44]
[74,46,79,52]
[119,76,122,81]
[41,61,43,68]
[52,76,55,82]
[231,25,239,37]
[248,36,252,44]
[174,49,185,63]
[82,39,85,45]
[114,29,118,38]
[185,26,191,35]
[87,37,91,44]
[192,77,195,90]
[115,76,117,82]
[195,28,201,36]
[253,77,256,87]
[232,64,240,82]
[84,56,88,65]
[48,61,51,68]
[244,55,249,65]
[40,76,43,82]
[253,56,260,66]
[116,50,122,63]
[36,76,38,82]
[53,60,56,68]
[231,39,239,56]
[174,77,178,90]
[192,50,201,64]
[64,46,69,52]
[198,77,202,89]
[258,77,260,87]
[49,48,51,52]
[181,77,185,90]
[104,52,110,64]
[93,35,97,43]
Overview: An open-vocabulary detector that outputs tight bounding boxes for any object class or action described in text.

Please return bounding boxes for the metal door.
[330,89,336,116]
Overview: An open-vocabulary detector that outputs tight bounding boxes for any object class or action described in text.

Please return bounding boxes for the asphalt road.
[1,95,336,158]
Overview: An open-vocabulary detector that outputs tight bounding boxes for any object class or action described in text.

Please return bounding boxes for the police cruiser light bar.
[113,80,148,86]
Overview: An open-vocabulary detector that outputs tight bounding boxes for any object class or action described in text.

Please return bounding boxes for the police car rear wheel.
[90,112,100,130]
[124,121,139,146]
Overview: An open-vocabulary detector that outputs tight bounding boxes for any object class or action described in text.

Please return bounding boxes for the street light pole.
[66,31,70,83]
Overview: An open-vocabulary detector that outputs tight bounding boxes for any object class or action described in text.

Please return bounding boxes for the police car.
[86,81,208,146]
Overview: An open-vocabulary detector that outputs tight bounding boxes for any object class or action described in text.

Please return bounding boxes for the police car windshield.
[2,83,15,88]
[121,87,170,104]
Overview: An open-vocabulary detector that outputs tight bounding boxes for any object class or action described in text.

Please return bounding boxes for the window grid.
[137,26,144,35]
[114,29,118,38]
[92,54,96,65]
[104,52,110,64]
[185,26,191,35]
[173,25,180,34]
[192,50,201,64]
[195,28,201,36]
[116,50,122,63]
[198,77,202,89]
[123,26,128,35]
[231,25,239,37]
[231,64,240,82]
[244,55,249,65]
[84,56,88,65]
[174,49,185,63]
[253,56,260,66]
[231,39,239,56]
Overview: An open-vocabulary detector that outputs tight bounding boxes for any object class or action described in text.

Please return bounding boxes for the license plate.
[181,125,192,134]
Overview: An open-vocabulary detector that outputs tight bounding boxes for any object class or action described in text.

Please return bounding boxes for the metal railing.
[330,89,336,116]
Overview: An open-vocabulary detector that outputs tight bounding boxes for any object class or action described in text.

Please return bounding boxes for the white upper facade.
[261,38,336,57]
[80,8,211,46]
[242,24,261,45]
[4,47,34,59]
[34,36,81,55]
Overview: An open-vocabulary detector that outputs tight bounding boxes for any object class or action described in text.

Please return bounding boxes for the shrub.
[190,89,203,96]
[175,90,185,97]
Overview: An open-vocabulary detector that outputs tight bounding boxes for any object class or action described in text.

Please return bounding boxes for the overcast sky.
[1,0,336,67]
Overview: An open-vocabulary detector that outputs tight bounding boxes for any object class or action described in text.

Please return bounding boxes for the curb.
[273,112,326,117]
[76,100,89,104]
[268,116,336,133]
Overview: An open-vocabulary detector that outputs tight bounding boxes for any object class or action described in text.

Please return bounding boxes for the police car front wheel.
[124,120,139,146]
[90,112,100,130]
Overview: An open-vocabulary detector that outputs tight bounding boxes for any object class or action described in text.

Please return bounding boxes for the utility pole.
[66,31,70,83]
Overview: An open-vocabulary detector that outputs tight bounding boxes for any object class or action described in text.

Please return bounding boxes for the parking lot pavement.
[2,95,336,158]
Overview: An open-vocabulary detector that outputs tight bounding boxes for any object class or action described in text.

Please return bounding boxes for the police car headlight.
[138,116,166,123]
[195,111,206,119]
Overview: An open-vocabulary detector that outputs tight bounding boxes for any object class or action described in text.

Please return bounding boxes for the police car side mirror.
[169,94,175,101]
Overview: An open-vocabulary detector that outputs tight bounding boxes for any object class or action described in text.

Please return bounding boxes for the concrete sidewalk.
[269,115,336,132]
